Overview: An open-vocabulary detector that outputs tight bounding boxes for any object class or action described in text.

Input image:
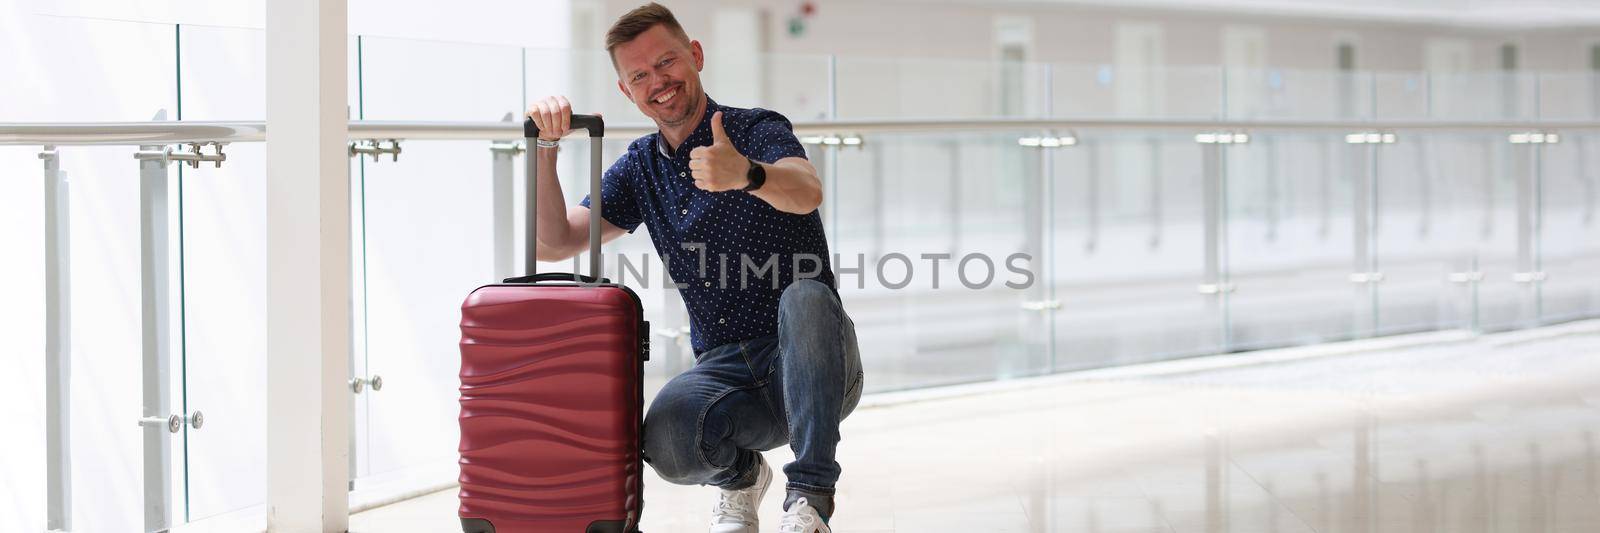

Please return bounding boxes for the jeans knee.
[643,393,709,485]
[780,279,837,321]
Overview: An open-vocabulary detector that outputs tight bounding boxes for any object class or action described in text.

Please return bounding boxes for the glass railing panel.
[1539,132,1600,322]
[71,145,183,531]
[1049,132,1221,369]
[526,47,637,125]
[831,131,1050,392]
[1536,72,1598,120]
[358,36,523,121]
[349,34,361,121]
[345,32,368,484]
[357,140,494,480]
[1224,67,1374,121]
[1050,64,1224,119]
[1048,64,1120,118]
[0,14,180,532]
[1223,132,1360,350]
[1427,71,1539,121]
[1469,134,1530,330]
[355,36,523,483]
[522,48,832,125]
[1373,133,1476,335]
[0,145,51,532]
[1374,70,1431,121]
[836,56,1050,119]
[172,23,268,522]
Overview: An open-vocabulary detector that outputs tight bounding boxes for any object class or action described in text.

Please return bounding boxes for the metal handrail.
[2,117,1595,145]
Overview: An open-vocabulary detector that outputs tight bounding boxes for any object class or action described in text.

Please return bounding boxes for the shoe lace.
[778,498,819,532]
[711,489,755,524]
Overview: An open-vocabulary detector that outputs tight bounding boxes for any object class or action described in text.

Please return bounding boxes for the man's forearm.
[533,147,581,260]
[748,159,823,215]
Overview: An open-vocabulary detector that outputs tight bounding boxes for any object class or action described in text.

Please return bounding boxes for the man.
[525,3,862,532]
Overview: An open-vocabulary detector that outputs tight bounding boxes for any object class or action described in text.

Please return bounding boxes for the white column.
[266,0,350,531]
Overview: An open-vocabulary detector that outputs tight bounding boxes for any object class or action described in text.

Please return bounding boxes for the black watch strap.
[742,158,767,191]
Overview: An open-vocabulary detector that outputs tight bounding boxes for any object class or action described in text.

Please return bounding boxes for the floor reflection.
[351,326,1600,532]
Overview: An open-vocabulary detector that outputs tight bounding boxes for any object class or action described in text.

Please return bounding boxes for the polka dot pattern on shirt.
[579,96,836,354]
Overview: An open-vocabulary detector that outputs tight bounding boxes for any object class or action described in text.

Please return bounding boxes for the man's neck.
[658,94,708,152]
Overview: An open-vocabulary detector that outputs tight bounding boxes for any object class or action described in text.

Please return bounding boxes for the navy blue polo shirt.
[579,96,836,354]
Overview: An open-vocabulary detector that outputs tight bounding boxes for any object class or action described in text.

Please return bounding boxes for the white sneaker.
[778,497,833,533]
[708,455,772,533]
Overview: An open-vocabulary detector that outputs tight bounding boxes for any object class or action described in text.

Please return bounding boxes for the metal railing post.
[137,143,175,532]
[1352,140,1376,337]
[43,145,71,533]
[1512,137,1543,325]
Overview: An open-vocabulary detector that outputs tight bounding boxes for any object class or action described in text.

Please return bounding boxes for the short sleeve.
[747,110,808,164]
[578,156,643,233]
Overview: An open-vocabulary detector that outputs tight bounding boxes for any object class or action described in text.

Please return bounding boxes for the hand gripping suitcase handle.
[524,114,605,139]
[524,114,606,281]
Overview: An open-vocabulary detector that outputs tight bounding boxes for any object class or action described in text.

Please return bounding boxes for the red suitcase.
[459,115,649,533]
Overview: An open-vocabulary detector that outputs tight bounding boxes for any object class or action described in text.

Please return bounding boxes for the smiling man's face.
[613,24,705,129]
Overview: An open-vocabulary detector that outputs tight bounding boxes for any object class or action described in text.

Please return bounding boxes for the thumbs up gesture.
[688,111,753,192]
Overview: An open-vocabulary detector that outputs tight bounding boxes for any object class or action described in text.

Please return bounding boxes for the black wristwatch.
[742,158,766,191]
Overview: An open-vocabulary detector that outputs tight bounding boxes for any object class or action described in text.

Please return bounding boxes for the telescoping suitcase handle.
[523,114,606,282]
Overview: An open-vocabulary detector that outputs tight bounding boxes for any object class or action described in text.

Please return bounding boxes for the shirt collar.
[655,95,720,159]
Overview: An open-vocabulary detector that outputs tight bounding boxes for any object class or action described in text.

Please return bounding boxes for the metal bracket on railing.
[139,415,182,433]
[1448,271,1486,284]
[349,375,384,394]
[138,412,201,433]
[40,147,58,161]
[1512,271,1548,283]
[489,141,525,156]
[1348,272,1386,284]
[1345,132,1397,144]
[133,142,228,168]
[800,134,864,148]
[1509,132,1560,144]
[1020,299,1063,311]
[349,139,402,161]
[1195,132,1250,144]
[1196,282,1237,295]
[1018,131,1078,149]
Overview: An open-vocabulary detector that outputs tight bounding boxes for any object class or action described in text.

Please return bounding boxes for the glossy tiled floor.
[353,324,1600,532]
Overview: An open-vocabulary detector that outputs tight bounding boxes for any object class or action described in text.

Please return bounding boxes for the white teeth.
[655,90,675,104]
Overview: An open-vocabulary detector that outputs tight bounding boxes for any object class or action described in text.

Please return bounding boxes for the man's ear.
[691,39,704,71]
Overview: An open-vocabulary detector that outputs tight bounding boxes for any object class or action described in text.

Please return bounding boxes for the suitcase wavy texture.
[459,284,645,533]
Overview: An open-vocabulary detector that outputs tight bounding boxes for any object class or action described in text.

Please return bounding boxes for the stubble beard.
[654,87,702,129]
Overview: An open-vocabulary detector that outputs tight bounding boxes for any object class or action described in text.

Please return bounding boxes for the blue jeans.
[643,279,864,497]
